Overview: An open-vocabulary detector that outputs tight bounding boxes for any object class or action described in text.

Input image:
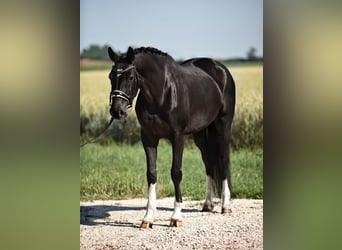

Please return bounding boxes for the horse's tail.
[206,123,233,198]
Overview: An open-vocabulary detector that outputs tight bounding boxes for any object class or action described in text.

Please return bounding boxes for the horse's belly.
[184,90,222,133]
[185,111,219,133]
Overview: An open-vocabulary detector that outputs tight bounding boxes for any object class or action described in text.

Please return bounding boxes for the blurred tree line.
[80,44,113,61]
[220,47,263,64]
[80,44,263,63]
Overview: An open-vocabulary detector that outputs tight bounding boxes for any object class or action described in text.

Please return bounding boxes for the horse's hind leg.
[194,126,216,212]
[215,117,233,214]
[140,131,159,228]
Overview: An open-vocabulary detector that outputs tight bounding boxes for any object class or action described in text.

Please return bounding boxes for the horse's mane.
[133,47,169,57]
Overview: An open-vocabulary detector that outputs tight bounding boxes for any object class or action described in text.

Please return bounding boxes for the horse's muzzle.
[110,105,128,120]
[110,108,127,120]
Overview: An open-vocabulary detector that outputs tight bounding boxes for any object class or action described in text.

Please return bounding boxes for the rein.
[80,116,114,147]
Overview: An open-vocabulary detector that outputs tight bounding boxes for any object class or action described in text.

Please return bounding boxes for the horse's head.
[108,46,139,120]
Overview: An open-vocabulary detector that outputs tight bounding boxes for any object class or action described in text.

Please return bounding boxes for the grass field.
[80,64,263,200]
[80,141,263,201]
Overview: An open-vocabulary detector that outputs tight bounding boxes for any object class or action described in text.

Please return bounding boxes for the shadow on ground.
[80,204,201,227]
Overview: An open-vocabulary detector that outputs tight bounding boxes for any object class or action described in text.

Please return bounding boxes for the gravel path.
[80,198,263,250]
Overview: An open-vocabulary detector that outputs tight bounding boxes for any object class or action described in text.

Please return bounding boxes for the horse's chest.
[137,110,170,137]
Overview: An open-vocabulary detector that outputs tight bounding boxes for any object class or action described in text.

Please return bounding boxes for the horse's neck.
[137,73,164,107]
[134,53,172,75]
[134,55,173,106]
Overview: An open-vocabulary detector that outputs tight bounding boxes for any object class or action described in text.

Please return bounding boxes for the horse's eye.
[129,75,134,81]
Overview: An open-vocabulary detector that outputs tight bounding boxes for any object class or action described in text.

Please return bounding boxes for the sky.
[80,0,263,60]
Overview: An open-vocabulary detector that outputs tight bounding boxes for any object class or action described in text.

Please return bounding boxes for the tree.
[246,47,257,61]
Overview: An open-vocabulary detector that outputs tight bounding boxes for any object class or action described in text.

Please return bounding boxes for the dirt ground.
[80,198,263,250]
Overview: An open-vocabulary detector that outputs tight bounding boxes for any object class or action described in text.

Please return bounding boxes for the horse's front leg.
[169,133,185,227]
[140,131,158,229]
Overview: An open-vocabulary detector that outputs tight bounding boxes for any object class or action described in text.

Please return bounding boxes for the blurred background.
[2,0,342,249]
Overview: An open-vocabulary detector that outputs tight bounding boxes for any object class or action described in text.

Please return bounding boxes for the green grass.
[80,141,263,201]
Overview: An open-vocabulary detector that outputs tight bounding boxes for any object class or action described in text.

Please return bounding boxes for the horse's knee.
[171,168,182,182]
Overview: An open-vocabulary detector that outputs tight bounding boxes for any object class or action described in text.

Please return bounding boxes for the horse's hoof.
[169,219,183,227]
[140,220,153,229]
[222,208,232,214]
[202,204,214,212]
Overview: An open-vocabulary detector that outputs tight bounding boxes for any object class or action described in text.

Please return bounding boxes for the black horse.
[107,46,235,228]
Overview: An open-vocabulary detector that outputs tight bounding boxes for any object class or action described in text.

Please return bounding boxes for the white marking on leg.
[143,183,157,222]
[204,176,214,207]
[221,178,231,209]
[171,200,183,220]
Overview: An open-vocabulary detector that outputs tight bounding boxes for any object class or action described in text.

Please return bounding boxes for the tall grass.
[80,65,263,149]
[231,66,263,148]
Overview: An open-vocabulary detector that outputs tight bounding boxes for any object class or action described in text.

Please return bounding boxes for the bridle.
[109,65,137,109]
[110,90,132,109]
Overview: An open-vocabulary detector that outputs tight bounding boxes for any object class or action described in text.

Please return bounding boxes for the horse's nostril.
[110,108,127,120]
[119,110,127,118]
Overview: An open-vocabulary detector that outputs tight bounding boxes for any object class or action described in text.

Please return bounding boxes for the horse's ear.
[126,46,135,63]
[108,46,119,63]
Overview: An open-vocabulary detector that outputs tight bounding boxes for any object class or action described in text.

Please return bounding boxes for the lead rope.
[80,116,115,147]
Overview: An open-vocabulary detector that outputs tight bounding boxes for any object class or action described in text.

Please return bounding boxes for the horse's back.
[181,58,235,118]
